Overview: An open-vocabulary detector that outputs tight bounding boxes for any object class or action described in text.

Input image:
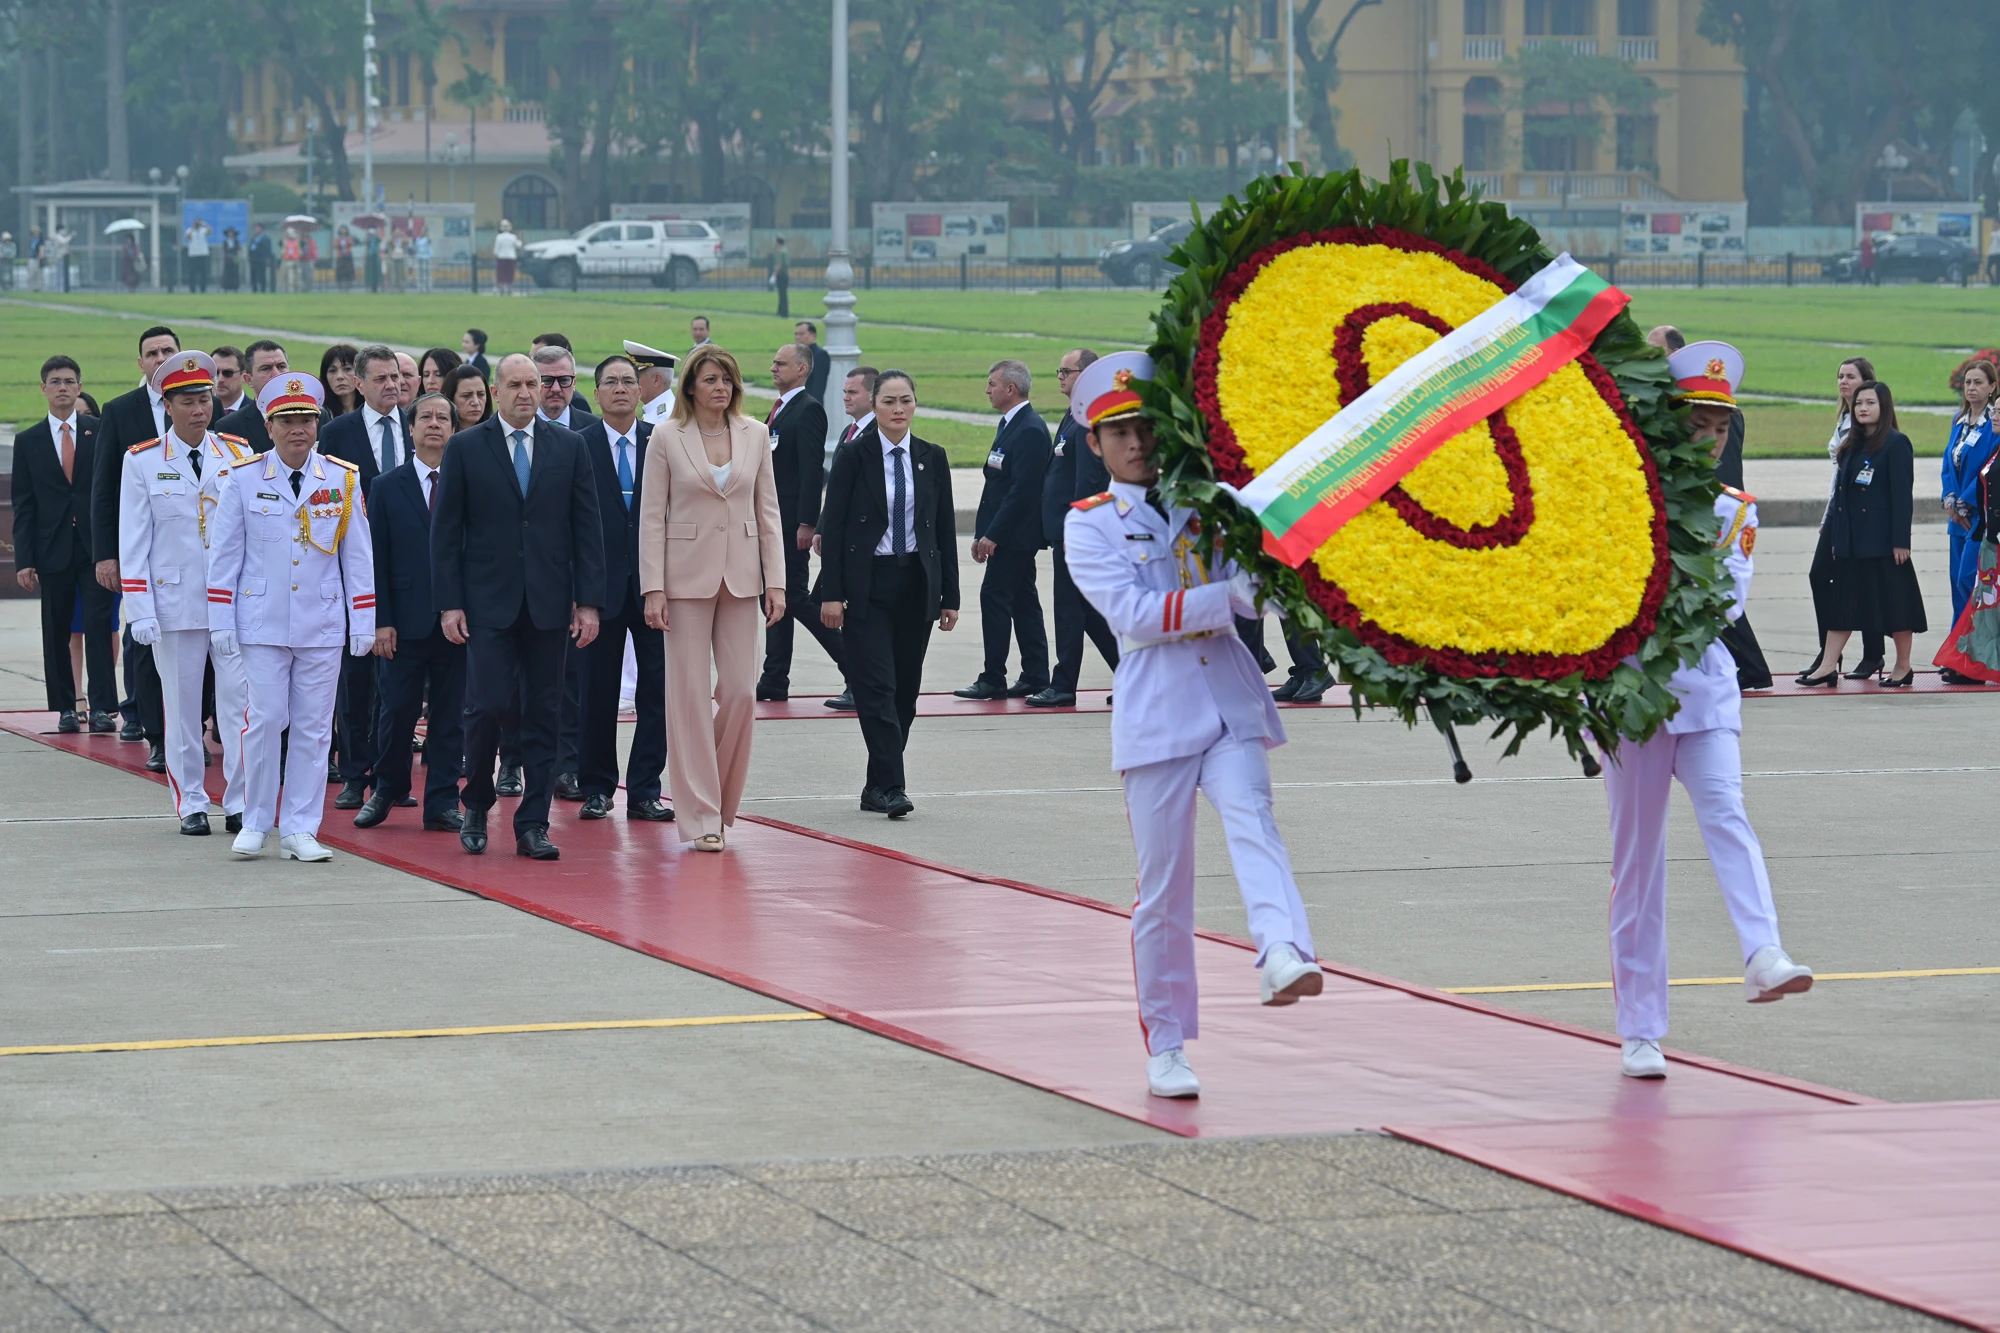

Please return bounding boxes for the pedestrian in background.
[387,231,409,293]
[183,219,212,294]
[772,236,790,318]
[1803,356,1884,682]
[220,227,242,292]
[1808,381,1926,688]
[956,360,1051,700]
[1028,347,1118,708]
[1941,356,1999,640]
[413,230,434,292]
[462,328,491,380]
[364,226,384,294]
[249,223,273,293]
[334,225,357,292]
[794,321,830,403]
[492,220,520,296]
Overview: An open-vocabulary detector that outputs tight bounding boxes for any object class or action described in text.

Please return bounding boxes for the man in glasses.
[530,344,599,434]
[531,332,593,417]
[527,342,598,797]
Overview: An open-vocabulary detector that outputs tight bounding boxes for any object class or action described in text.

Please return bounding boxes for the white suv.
[522,219,723,289]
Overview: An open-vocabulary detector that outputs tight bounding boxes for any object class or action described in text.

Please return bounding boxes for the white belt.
[1120,628,1221,655]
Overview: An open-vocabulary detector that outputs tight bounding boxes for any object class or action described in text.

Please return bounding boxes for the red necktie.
[841,423,857,444]
[426,470,437,513]
[765,399,779,425]
[59,421,74,481]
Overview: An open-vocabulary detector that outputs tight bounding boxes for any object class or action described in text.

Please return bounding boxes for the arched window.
[500,174,560,232]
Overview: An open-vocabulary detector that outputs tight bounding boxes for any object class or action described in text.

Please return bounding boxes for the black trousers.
[1048,541,1118,693]
[1720,613,1772,691]
[1809,524,1884,666]
[249,258,268,293]
[38,565,117,713]
[188,254,209,293]
[762,538,844,688]
[581,585,668,803]
[375,632,466,820]
[977,544,1049,689]
[125,632,163,742]
[556,646,583,776]
[334,648,378,783]
[847,556,933,793]
[462,609,569,833]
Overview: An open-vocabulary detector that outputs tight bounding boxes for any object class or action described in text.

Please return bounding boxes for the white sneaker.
[231,829,266,858]
[1744,945,1813,1003]
[1621,1038,1667,1079]
[1147,1048,1201,1099]
[279,833,333,863]
[1259,943,1324,1006]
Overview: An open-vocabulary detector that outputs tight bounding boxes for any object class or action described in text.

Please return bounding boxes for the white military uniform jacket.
[1714,485,1757,619]
[118,429,254,631]
[642,390,675,427]
[1064,480,1284,771]
[205,448,375,648]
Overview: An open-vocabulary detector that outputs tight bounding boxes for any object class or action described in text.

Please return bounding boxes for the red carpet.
[12,709,1997,1329]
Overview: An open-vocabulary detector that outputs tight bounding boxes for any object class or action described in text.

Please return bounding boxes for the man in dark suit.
[574,354,672,822]
[247,224,273,293]
[816,371,958,817]
[432,353,606,860]
[355,391,465,833]
[317,345,411,807]
[530,342,600,793]
[13,355,117,731]
[212,339,289,456]
[956,359,1051,700]
[795,321,830,403]
[1026,348,1119,708]
[532,333,594,417]
[757,342,844,700]
[90,325,181,763]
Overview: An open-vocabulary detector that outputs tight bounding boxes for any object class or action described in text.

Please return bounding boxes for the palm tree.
[395,0,457,201]
[444,65,499,222]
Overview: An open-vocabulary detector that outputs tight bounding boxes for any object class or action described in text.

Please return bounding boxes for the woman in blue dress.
[1940,356,1999,632]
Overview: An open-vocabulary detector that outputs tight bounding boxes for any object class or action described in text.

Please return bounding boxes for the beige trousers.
[663,591,762,840]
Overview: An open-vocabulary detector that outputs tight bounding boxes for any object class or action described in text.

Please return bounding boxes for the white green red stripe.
[1221,254,1629,567]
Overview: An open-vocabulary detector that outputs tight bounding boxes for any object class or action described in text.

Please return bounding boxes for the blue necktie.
[891,446,908,556]
[511,429,530,494]
[378,416,397,473]
[615,436,633,509]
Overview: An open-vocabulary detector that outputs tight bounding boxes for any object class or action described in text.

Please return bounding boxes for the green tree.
[1501,42,1664,171]
[1289,0,1376,171]
[251,0,368,200]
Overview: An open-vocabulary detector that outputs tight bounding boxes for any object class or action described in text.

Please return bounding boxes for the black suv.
[1098,220,1193,287]
[1823,234,1977,284]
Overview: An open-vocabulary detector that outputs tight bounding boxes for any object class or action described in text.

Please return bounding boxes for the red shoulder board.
[1720,484,1757,504]
[128,437,161,455]
[1070,492,1115,511]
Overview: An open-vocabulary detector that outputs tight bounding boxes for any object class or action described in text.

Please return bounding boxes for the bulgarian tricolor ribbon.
[1221,253,1629,567]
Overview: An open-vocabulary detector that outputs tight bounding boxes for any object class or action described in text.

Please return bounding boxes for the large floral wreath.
[1141,162,1735,755]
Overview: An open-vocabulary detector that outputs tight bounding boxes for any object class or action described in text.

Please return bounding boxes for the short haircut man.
[594,354,636,383]
[41,354,81,382]
[139,325,179,354]
[989,358,1032,399]
[354,344,399,384]
[794,321,817,340]
[211,345,244,368]
[532,332,574,353]
[848,365,879,395]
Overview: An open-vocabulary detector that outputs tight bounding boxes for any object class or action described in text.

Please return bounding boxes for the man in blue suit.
[574,354,672,822]
[432,354,606,860]
[955,359,1051,699]
[354,392,465,832]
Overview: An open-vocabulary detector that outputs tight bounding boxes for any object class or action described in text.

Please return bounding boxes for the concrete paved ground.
[0,524,1984,1330]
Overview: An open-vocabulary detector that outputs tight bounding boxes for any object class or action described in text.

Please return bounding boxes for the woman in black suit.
[1807,381,1928,687]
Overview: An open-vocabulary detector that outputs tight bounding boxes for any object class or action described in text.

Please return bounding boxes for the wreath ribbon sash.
[1220,253,1628,567]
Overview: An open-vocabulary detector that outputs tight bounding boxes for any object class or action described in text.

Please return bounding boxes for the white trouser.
[1603,726,1783,1041]
[153,629,212,820]
[1122,729,1316,1056]
[211,643,248,816]
[242,644,342,838]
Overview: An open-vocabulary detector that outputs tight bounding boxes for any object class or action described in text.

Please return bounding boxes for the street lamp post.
[1285,0,1297,165]
[820,0,860,456]
[362,0,378,206]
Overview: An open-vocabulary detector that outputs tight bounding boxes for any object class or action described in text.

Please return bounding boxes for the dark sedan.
[1098,219,1192,287]
[1822,234,1978,284]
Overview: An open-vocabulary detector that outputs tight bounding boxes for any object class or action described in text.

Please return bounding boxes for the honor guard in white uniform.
[206,373,376,863]
[1603,339,1811,1080]
[1062,353,1322,1101]
[626,339,678,427]
[1715,483,1757,616]
[117,351,250,835]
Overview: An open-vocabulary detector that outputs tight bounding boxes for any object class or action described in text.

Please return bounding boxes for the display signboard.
[1854,201,1980,243]
[1619,202,1748,260]
[330,201,477,263]
[871,202,1009,261]
[180,199,252,248]
[1131,201,1223,240]
[611,202,752,260]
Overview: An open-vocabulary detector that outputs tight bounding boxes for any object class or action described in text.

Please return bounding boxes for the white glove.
[1226,571,1260,621]
[129,617,160,646]
[210,630,239,659]
[348,632,375,657]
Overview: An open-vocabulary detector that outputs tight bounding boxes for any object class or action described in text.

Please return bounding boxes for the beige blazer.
[638,413,786,601]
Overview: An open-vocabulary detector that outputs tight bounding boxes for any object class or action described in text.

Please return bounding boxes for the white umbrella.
[103,218,145,235]
[283,213,318,227]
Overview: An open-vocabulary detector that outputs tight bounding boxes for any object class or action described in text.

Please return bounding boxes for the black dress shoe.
[516,823,560,859]
[333,779,369,810]
[119,718,144,742]
[423,809,465,833]
[860,786,894,813]
[89,711,118,733]
[327,763,342,784]
[953,679,1005,700]
[579,793,613,820]
[353,792,393,828]
[554,772,584,801]
[460,807,489,854]
[495,765,525,797]
[1289,672,1332,703]
[56,711,80,734]
[628,797,675,822]
[1843,658,1883,681]
[1271,675,1304,702]
[755,679,789,702]
[145,742,165,773]
[393,795,418,807]
[1880,669,1915,688]
[883,787,915,818]
[1022,687,1076,707]
[1939,666,1974,685]
[1007,679,1045,699]
[179,811,210,836]
[225,813,243,834]
[823,690,856,710]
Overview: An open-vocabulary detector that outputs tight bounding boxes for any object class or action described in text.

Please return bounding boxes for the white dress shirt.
[500,416,537,467]
[874,430,920,557]
[364,403,407,471]
[47,411,79,444]
[414,454,441,507]
[770,386,805,420]
[842,411,875,445]
[539,405,572,429]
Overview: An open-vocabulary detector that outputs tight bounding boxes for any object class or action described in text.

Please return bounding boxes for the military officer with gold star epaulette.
[206,372,376,863]
[116,350,252,835]
[626,339,679,428]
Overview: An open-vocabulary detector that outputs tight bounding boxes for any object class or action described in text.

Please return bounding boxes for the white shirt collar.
[773,385,804,413]
[500,416,537,442]
[413,454,440,483]
[879,428,912,454]
[603,419,639,444]
[364,402,402,431]
[539,406,570,428]
[998,400,1027,428]
[855,412,876,432]
[47,411,78,434]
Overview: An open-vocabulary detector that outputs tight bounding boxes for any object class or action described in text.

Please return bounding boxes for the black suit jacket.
[542,407,600,437]
[818,433,958,622]
[89,384,165,564]
[768,391,829,531]
[469,352,491,380]
[974,404,1051,550]
[1829,431,1916,560]
[1040,410,1108,545]
[578,417,653,611]
[368,461,447,641]
[320,406,414,490]
[805,344,830,403]
[11,414,101,573]
[213,399,274,457]
[431,415,608,631]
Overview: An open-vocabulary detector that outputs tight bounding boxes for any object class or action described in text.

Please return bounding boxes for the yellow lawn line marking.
[0,1012,826,1057]
[1446,967,2000,995]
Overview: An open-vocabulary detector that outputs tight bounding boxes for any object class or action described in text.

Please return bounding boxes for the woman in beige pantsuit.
[639,345,786,850]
